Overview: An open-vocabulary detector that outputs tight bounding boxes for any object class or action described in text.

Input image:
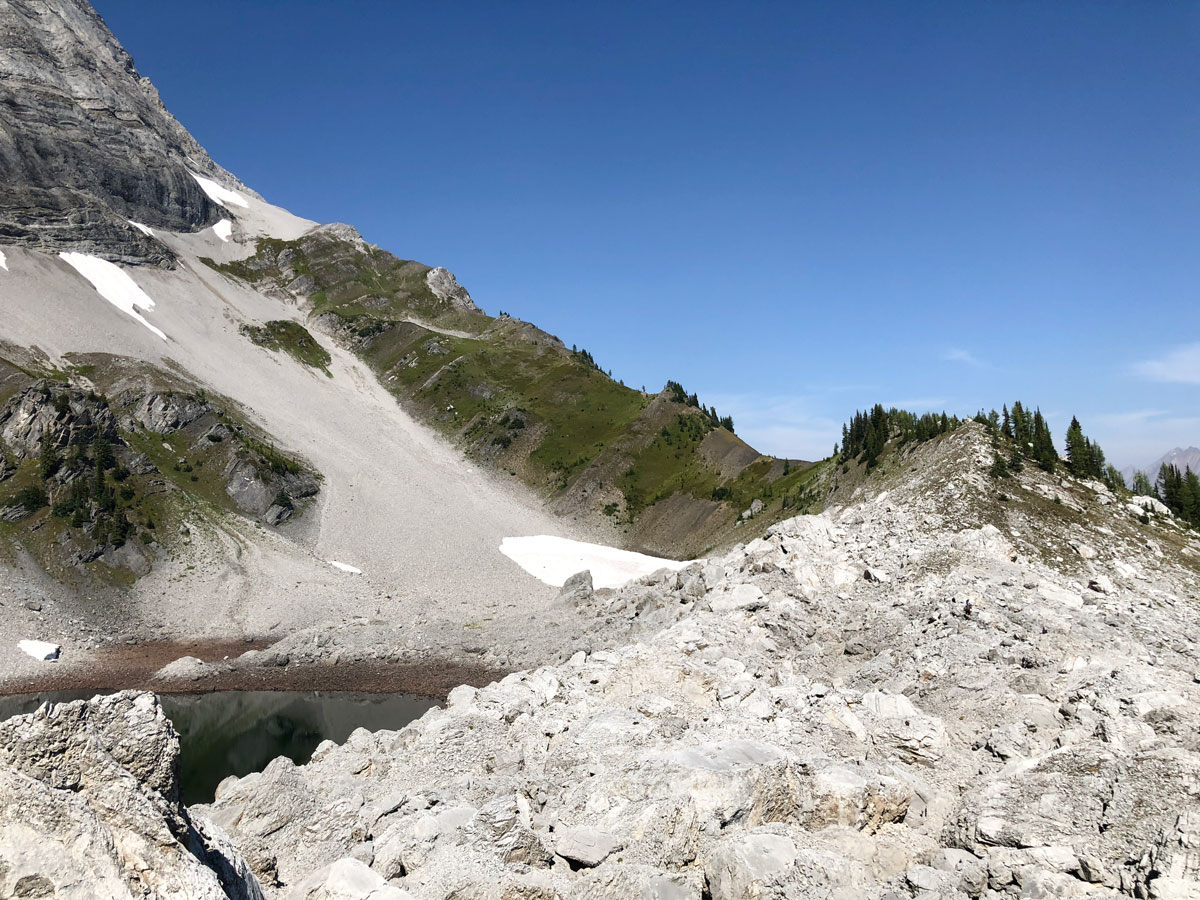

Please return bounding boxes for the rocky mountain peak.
[425,265,480,312]
[0,0,252,264]
[1157,447,1200,472]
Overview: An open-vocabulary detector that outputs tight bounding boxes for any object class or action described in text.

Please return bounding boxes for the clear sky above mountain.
[92,1,1198,468]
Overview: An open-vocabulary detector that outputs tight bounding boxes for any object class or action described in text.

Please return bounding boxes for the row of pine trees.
[980,405,1123,488]
[839,405,958,468]
[1151,464,1200,527]
[664,381,735,432]
[840,400,1197,530]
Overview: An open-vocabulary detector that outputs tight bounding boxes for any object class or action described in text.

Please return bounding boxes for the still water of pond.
[0,690,437,805]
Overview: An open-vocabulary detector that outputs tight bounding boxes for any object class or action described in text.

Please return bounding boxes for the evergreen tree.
[38,435,60,479]
[1031,409,1057,472]
[1064,416,1087,476]
[92,433,114,471]
[1105,464,1126,492]
[1179,468,1199,525]
[1132,471,1154,495]
[1086,438,1107,481]
[1156,464,1200,527]
[1158,464,1180,509]
[1010,402,1032,450]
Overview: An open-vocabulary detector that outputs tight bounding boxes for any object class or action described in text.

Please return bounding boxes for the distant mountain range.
[1121,446,1200,487]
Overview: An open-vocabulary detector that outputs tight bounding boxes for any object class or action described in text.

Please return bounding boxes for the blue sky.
[94,1,1199,468]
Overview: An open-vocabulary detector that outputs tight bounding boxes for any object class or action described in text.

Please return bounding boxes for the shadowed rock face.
[0,0,247,264]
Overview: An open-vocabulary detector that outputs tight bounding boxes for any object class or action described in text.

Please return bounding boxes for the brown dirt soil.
[0,638,507,700]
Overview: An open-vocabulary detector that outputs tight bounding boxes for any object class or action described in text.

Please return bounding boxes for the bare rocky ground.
[4,423,1200,899]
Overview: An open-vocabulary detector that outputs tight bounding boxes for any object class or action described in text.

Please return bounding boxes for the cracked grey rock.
[0,690,262,899]
[0,0,253,263]
[424,266,479,312]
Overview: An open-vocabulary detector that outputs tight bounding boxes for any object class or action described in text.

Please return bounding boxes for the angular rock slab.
[0,691,262,900]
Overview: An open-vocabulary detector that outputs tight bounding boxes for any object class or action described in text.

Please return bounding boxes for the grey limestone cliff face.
[0,0,249,264]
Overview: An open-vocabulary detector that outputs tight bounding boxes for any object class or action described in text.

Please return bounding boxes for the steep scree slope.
[204,228,826,559]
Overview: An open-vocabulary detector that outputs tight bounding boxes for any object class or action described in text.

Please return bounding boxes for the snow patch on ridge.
[328,560,362,574]
[128,220,154,236]
[0,250,6,271]
[212,219,232,242]
[57,252,167,341]
[190,172,248,208]
[500,535,690,589]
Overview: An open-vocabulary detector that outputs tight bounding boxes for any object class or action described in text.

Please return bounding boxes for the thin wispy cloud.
[1132,342,1200,385]
[1093,409,1171,428]
[944,348,987,368]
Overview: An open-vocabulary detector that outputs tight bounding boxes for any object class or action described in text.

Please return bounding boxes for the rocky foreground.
[3,425,1200,899]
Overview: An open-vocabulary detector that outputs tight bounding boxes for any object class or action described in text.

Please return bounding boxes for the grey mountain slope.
[0,0,585,684]
[0,0,252,264]
[0,234,574,680]
[1148,446,1200,475]
[1122,446,1200,486]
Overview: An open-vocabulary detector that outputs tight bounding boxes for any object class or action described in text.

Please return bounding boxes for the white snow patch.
[328,560,362,574]
[128,220,154,237]
[0,249,8,271]
[190,172,249,208]
[18,640,60,661]
[500,535,690,589]
[57,252,167,341]
[212,219,233,242]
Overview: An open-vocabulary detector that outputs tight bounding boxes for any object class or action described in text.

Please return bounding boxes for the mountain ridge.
[0,0,822,692]
[0,0,261,264]
[1121,446,1200,487]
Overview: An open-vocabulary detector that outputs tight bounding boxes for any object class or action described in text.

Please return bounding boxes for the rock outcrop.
[0,690,262,899]
[190,424,1200,899]
[0,0,248,264]
[424,267,480,313]
[0,379,120,457]
[6,425,1199,898]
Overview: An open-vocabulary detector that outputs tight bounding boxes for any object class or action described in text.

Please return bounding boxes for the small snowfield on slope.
[500,535,690,588]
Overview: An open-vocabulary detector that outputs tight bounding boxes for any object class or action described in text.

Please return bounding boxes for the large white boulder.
[0,692,261,899]
[1132,495,1172,517]
[287,857,412,899]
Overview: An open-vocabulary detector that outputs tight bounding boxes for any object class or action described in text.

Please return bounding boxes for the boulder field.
[3,425,1200,899]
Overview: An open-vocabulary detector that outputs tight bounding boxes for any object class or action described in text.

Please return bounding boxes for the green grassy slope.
[206,230,826,556]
